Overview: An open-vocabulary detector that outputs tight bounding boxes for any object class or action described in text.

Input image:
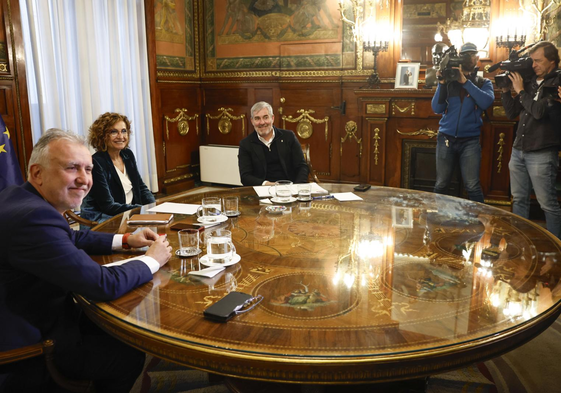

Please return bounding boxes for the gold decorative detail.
[392,101,416,115]
[397,128,438,138]
[366,104,386,114]
[493,106,507,117]
[282,109,329,141]
[163,173,194,184]
[0,63,7,72]
[341,121,362,158]
[279,97,285,115]
[164,108,199,138]
[373,128,380,165]
[483,198,512,206]
[206,107,246,136]
[218,118,232,134]
[497,132,505,174]
[403,3,446,19]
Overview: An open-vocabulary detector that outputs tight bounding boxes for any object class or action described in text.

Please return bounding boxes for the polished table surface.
[78,184,561,384]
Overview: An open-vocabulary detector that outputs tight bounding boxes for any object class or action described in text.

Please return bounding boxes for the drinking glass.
[273,180,293,202]
[223,196,239,217]
[206,229,236,264]
[177,229,201,257]
[297,183,312,201]
[196,197,222,222]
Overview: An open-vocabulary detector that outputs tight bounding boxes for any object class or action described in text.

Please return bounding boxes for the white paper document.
[332,192,363,202]
[188,266,225,278]
[146,202,200,215]
[253,182,328,198]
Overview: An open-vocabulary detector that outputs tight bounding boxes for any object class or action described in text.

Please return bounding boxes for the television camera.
[439,46,468,82]
[488,43,537,88]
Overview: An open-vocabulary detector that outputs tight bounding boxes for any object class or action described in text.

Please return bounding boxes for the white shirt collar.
[257,127,275,148]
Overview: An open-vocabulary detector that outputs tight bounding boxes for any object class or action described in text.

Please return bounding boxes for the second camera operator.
[501,41,561,238]
[432,42,495,203]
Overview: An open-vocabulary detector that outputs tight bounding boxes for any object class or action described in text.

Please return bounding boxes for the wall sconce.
[362,21,389,88]
[339,0,392,87]
[494,16,527,52]
[515,0,561,41]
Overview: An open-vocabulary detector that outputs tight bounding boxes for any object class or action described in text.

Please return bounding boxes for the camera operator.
[431,42,495,203]
[501,41,561,238]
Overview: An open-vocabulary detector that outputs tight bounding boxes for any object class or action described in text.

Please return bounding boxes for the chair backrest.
[300,143,320,183]
[63,210,98,229]
[0,340,94,392]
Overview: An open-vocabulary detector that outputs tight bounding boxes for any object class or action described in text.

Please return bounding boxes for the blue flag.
[0,114,24,192]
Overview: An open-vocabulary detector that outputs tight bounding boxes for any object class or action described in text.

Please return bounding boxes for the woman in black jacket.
[80,112,155,223]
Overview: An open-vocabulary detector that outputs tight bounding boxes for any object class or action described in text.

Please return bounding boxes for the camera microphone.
[487,62,502,73]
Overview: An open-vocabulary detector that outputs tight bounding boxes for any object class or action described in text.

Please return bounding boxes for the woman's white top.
[115,164,134,204]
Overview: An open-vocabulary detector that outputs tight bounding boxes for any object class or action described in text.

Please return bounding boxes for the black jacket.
[238,127,308,186]
[501,69,561,152]
[81,149,155,222]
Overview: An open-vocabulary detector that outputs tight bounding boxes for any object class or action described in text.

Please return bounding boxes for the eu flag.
[0,114,23,192]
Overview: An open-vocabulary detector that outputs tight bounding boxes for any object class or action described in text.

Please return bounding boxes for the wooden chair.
[300,143,320,183]
[63,210,98,228]
[0,339,94,392]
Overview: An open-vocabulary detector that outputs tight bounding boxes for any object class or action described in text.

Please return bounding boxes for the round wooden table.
[77,184,561,385]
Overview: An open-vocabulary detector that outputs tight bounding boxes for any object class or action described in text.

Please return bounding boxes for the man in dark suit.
[238,101,308,186]
[0,129,172,392]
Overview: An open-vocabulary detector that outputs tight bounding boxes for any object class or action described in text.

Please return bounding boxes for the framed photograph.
[392,206,414,228]
[395,63,420,89]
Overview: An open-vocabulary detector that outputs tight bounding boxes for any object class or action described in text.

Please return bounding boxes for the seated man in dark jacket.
[238,101,308,186]
[0,129,172,392]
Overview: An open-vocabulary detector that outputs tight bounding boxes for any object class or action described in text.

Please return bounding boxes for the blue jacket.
[431,77,495,138]
[81,149,155,222]
[0,182,152,351]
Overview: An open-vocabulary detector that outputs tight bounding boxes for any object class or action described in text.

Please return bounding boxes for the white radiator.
[199,145,243,186]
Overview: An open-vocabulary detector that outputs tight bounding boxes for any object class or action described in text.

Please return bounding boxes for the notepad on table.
[127,213,173,224]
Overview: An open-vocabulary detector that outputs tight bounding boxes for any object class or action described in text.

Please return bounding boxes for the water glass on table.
[223,196,239,217]
[177,229,201,257]
[273,180,293,202]
[297,183,312,201]
[196,197,222,222]
[206,229,236,264]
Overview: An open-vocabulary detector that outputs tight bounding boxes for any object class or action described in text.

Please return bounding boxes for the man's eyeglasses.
[109,129,128,137]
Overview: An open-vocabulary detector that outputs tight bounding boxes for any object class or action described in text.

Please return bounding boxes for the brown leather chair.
[63,210,98,228]
[300,143,320,183]
[0,340,94,392]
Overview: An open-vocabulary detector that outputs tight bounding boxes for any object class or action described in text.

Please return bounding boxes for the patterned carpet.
[129,315,561,393]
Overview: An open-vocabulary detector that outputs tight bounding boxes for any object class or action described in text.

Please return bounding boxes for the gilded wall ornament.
[282,109,329,141]
[341,120,362,158]
[164,108,199,139]
[397,128,438,138]
[206,107,246,136]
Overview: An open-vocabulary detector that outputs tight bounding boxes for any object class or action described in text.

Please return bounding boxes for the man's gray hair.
[250,101,273,118]
[28,128,87,176]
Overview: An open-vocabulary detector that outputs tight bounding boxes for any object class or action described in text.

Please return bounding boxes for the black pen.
[312,195,335,200]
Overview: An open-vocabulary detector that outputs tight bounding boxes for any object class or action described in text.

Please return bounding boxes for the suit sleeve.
[238,139,265,186]
[11,207,152,302]
[89,154,142,215]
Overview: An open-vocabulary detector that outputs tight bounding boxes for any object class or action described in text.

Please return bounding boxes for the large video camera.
[489,44,536,88]
[439,46,469,82]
